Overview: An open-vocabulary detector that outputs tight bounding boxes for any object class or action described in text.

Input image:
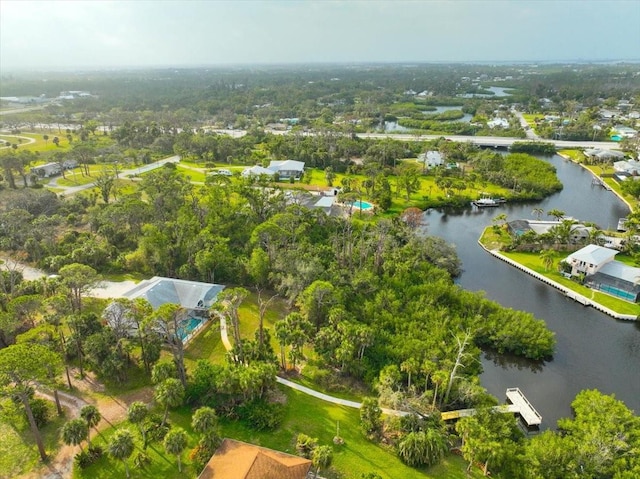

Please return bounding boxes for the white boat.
[472,197,500,207]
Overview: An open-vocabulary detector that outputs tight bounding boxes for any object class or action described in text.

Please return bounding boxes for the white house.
[30,162,61,178]
[487,118,510,129]
[242,160,305,180]
[565,245,618,276]
[418,151,444,169]
[612,125,638,138]
[613,159,640,175]
[267,160,305,179]
[241,165,275,178]
[565,245,640,302]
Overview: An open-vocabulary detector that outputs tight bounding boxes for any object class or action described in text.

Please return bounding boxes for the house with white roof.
[241,165,276,178]
[267,160,305,179]
[584,148,625,163]
[565,245,640,302]
[418,151,444,169]
[612,125,638,138]
[613,159,640,175]
[242,160,305,180]
[123,276,225,315]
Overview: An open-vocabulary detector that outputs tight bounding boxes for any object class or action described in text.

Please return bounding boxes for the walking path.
[47,155,180,196]
[219,313,403,416]
[0,134,37,149]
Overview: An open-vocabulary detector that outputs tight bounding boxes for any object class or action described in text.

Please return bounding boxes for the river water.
[423,154,640,428]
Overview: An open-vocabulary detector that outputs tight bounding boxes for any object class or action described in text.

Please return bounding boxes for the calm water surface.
[424,154,640,428]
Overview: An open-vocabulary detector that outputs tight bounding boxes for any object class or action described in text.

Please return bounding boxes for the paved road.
[50,155,180,196]
[0,134,36,149]
[512,109,540,140]
[217,312,408,415]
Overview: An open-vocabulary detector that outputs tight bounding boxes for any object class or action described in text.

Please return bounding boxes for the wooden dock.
[506,388,542,427]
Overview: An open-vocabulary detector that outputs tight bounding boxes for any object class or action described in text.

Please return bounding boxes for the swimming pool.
[610,135,622,142]
[353,200,373,210]
[177,317,205,341]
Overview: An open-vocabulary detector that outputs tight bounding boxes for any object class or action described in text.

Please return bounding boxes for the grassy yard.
[73,387,482,479]
[522,114,543,135]
[0,400,66,477]
[499,249,640,316]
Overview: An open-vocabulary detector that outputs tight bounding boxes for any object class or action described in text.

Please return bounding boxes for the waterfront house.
[584,148,625,163]
[198,439,311,479]
[565,245,640,302]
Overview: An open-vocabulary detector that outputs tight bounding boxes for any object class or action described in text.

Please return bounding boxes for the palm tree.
[540,249,556,272]
[127,401,149,448]
[61,418,88,452]
[108,429,135,479]
[192,406,218,437]
[154,378,185,427]
[163,427,188,472]
[311,445,333,478]
[80,405,101,447]
[532,208,544,220]
[547,209,565,221]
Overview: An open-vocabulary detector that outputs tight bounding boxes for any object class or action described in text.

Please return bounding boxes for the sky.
[1,0,639,71]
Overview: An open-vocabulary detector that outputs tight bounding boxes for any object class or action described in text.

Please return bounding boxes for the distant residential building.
[599,109,617,120]
[612,125,638,138]
[241,160,305,180]
[507,219,593,243]
[613,159,640,175]
[267,160,305,179]
[30,162,61,178]
[418,150,444,168]
[487,118,510,129]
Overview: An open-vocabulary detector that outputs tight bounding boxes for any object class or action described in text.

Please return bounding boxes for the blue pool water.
[610,135,622,142]
[177,317,205,341]
[353,200,373,210]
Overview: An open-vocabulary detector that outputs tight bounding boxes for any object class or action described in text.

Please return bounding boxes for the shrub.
[237,399,284,431]
[28,398,50,428]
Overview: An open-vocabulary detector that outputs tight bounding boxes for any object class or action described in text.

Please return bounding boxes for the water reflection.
[423,155,640,428]
[483,349,546,373]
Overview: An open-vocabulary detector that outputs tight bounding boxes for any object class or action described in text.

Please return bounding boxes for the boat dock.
[506,388,542,428]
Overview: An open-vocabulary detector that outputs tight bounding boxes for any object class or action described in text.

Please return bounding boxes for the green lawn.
[220,386,481,479]
[500,250,640,316]
[0,399,66,477]
[522,114,543,134]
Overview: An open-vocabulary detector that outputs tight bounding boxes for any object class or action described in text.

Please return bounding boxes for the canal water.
[423,154,640,428]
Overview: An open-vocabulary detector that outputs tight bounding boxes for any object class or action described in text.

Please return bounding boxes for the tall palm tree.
[191,406,218,437]
[540,249,556,272]
[80,405,102,447]
[154,378,185,427]
[127,401,149,448]
[532,208,544,220]
[61,418,88,452]
[311,445,333,478]
[164,427,188,472]
[108,429,135,479]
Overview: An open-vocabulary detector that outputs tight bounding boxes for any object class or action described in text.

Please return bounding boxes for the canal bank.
[423,153,640,429]
[477,241,637,321]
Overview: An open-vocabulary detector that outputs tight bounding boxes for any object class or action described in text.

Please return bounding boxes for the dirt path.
[23,371,153,479]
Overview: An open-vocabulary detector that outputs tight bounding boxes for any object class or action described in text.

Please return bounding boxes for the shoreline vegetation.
[479,148,639,319]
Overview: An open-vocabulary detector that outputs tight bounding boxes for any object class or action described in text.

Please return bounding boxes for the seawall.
[477,241,637,321]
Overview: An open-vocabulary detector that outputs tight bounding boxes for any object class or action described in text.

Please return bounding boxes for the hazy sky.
[1,0,639,71]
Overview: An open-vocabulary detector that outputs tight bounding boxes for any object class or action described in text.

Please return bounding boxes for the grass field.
[0,400,66,477]
[73,388,482,479]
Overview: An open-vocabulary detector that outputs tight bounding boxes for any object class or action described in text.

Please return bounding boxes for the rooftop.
[123,276,224,310]
[198,439,311,479]
[566,244,618,266]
